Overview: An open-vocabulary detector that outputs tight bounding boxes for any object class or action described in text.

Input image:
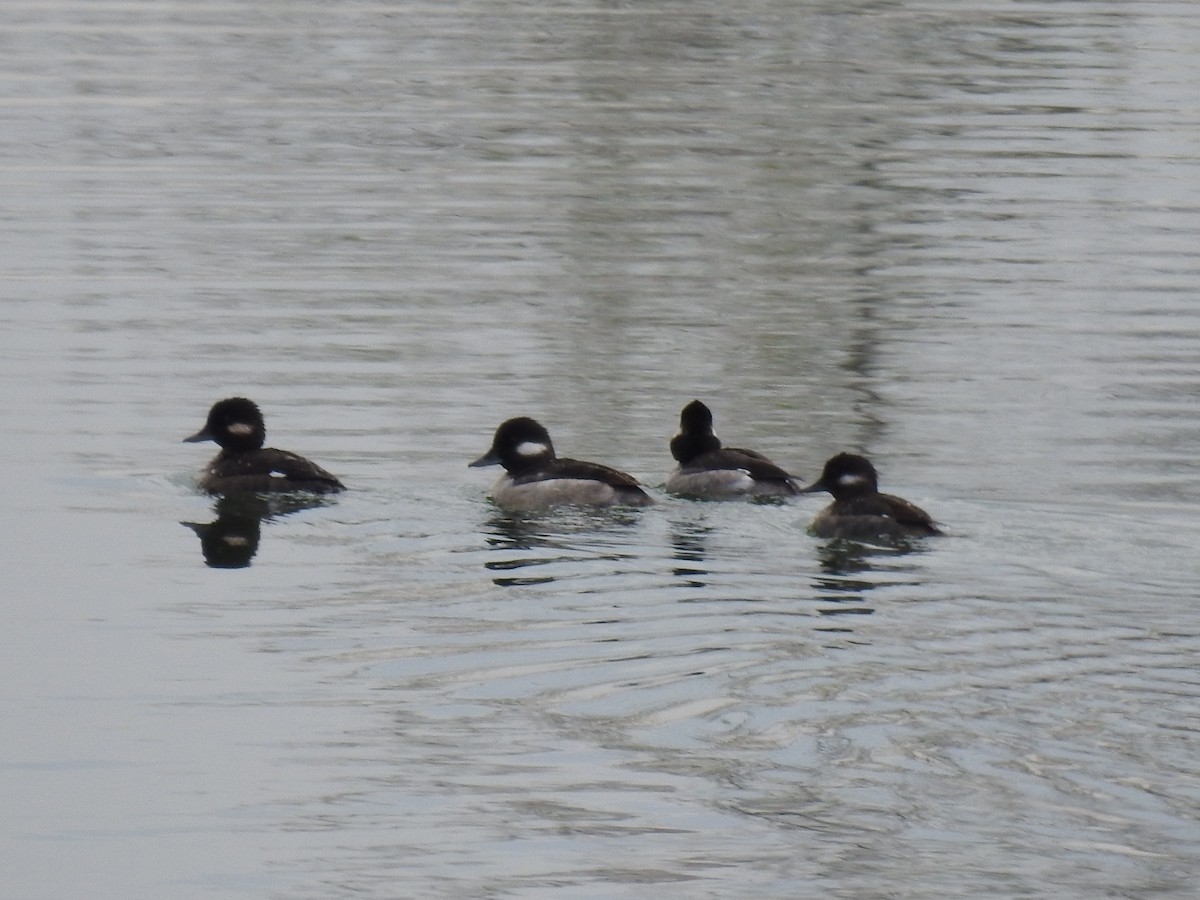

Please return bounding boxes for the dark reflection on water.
[479,507,647,587]
[810,536,938,619]
[668,518,713,587]
[181,494,337,568]
[815,535,932,580]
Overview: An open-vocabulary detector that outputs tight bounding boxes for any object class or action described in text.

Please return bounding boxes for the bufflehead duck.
[666,400,800,499]
[183,397,345,495]
[469,416,653,510]
[800,452,941,540]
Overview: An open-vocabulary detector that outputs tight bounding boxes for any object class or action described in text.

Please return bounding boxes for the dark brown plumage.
[184,397,344,495]
[801,453,940,540]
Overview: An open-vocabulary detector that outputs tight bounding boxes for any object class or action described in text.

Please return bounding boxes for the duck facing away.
[184,397,345,495]
[469,416,653,510]
[801,453,940,541]
[666,400,800,499]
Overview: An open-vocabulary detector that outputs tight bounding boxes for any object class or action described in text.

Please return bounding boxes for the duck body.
[802,453,940,541]
[470,417,653,510]
[666,400,799,499]
[184,397,344,495]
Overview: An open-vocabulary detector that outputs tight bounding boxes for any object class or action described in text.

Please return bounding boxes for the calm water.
[3,1,1200,897]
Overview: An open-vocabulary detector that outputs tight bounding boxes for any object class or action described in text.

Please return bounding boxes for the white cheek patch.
[837,473,868,488]
[228,422,255,436]
[515,441,549,458]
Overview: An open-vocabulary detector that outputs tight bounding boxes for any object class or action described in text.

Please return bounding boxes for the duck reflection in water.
[811,535,936,626]
[669,518,713,589]
[182,494,335,569]
[480,508,642,588]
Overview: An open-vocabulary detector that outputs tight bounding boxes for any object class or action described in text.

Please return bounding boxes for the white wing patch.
[515,441,550,458]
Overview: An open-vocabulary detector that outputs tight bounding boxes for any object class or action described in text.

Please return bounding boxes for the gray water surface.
[3,1,1200,898]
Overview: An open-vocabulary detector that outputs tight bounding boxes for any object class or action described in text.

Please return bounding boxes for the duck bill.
[797,479,829,495]
[183,427,214,444]
[468,450,501,468]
